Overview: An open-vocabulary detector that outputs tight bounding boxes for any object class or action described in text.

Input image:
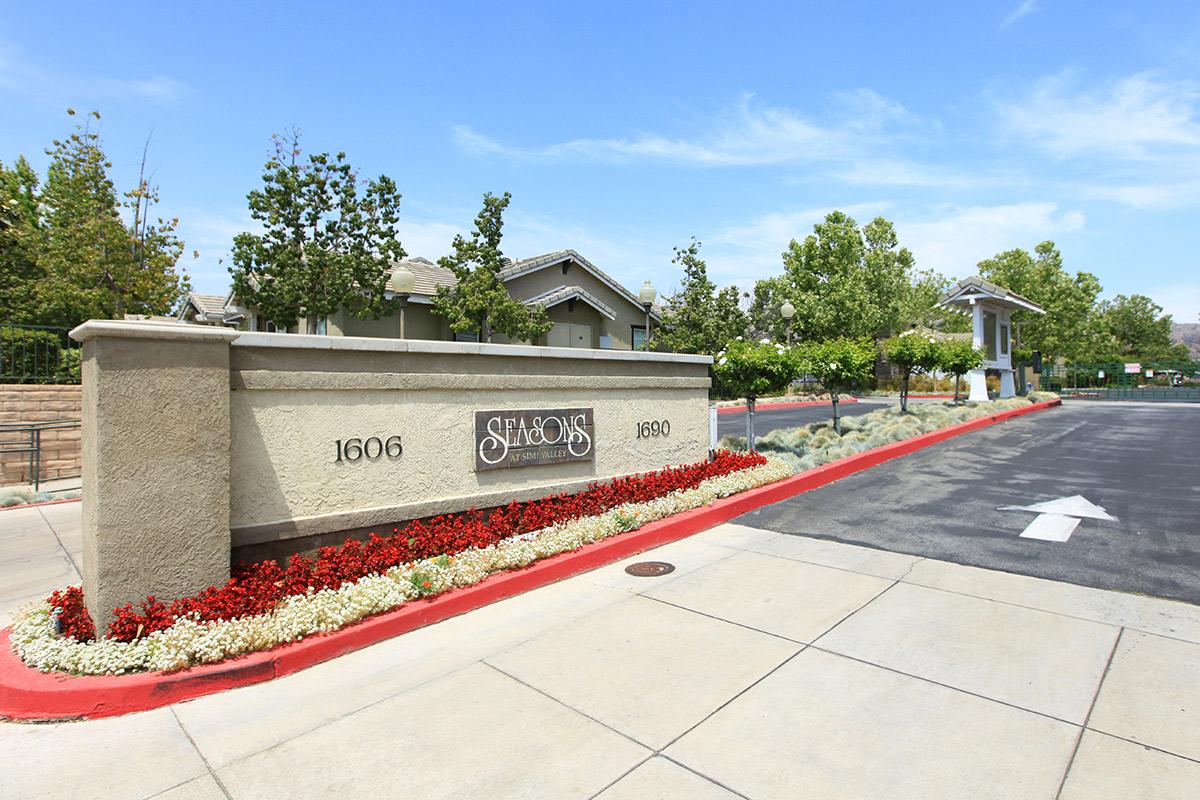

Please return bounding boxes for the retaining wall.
[0,384,82,486]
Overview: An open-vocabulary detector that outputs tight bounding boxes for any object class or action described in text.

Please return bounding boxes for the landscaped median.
[0,395,1061,720]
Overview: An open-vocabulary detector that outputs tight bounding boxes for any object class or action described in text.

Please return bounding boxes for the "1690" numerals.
[636,420,670,438]
[335,435,403,463]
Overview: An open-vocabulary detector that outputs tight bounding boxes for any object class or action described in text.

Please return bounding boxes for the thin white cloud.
[1002,0,1040,30]
[896,202,1085,274]
[997,71,1200,159]
[700,201,1086,287]
[0,39,186,103]
[454,93,922,167]
[702,202,894,285]
[1078,180,1200,208]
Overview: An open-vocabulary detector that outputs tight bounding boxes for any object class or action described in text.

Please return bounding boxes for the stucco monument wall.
[70,320,712,626]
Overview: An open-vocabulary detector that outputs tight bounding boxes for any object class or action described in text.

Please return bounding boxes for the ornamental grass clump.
[720,395,1056,473]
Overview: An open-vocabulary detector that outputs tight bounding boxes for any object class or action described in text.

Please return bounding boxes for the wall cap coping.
[231,331,713,365]
[69,319,242,344]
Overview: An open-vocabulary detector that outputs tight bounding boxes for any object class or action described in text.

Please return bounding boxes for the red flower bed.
[50,450,768,643]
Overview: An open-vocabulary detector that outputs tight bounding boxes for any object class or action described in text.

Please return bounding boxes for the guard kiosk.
[938,277,1045,400]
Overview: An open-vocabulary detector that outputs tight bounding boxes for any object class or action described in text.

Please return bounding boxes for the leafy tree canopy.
[231,130,405,334]
[749,212,944,344]
[430,192,552,343]
[711,338,797,400]
[653,238,748,354]
[1094,294,1189,361]
[792,337,876,432]
[935,339,984,402]
[977,241,1101,364]
[1,110,191,328]
[883,334,941,411]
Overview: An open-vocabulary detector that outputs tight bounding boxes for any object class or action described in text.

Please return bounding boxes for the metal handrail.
[0,419,81,490]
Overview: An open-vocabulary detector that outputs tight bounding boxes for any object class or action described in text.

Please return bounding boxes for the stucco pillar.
[999,370,1016,398]
[70,321,238,629]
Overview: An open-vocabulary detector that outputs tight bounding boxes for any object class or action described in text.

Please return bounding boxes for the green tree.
[978,241,1101,365]
[937,340,984,402]
[793,337,876,433]
[0,156,43,323]
[899,267,971,333]
[653,238,748,354]
[883,334,941,413]
[431,192,552,343]
[1094,294,1188,361]
[35,110,190,327]
[750,212,915,343]
[231,130,405,334]
[711,338,799,450]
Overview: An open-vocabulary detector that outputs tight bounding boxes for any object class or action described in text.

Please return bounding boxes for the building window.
[454,330,480,343]
[631,325,647,351]
[1000,324,1009,355]
[983,311,997,361]
[315,316,328,336]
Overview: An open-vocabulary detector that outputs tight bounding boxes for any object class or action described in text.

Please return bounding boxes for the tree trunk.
[954,375,960,403]
[900,373,909,414]
[832,389,841,435]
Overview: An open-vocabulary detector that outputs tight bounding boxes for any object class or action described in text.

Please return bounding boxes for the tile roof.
[499,249,660,319]
[522,285,617,319]
[388,257,456,296]
[938,276,1045,313]
[189,293,229,315]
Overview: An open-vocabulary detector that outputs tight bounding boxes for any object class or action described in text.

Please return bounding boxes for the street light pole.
[780,300,796,346]
[638,280,657,352]
[389,264,416,340]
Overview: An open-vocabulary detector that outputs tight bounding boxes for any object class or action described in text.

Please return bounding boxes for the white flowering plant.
[11,458,793,676]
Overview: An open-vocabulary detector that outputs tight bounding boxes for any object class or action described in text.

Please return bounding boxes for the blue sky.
[2,1,1198,320]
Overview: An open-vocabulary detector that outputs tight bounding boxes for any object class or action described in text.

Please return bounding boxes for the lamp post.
[638,280,656,351]
[780,300,795,346]
[389,265,415,339]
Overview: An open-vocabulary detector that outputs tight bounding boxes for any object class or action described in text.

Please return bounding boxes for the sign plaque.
[474,407,595,471]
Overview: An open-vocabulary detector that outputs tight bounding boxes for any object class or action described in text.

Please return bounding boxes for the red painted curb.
[0,399,1060,721]
[715,397,860,415]
[0,497,82,513]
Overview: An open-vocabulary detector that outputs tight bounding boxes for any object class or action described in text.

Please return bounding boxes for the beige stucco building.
[184,250,660,351]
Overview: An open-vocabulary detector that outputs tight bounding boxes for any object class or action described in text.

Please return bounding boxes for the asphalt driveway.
[736,401,1200,604]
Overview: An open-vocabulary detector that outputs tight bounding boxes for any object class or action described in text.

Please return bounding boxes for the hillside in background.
[1172,323,1200,359]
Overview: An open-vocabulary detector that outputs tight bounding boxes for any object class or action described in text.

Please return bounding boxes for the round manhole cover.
[624,561,676,577]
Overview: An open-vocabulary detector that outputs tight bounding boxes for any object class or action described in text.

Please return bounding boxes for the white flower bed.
[11,458,792,676]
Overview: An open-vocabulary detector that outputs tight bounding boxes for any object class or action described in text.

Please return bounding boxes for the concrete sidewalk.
[3,515,1200,799]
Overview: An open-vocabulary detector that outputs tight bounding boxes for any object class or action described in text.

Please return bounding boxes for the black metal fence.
[0,324,81,384]
[1043,361,1200,402]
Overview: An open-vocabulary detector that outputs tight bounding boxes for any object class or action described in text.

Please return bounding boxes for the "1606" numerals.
[335,435,403,463]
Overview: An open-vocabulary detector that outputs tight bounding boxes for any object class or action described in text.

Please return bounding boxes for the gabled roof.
[387,257,457,296]
[185,293,227,316]
[937,276,1045,314]
[500,249,661,320]
[523,285,617,320]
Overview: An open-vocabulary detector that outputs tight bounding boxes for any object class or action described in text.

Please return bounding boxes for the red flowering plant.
[55,449,768,643]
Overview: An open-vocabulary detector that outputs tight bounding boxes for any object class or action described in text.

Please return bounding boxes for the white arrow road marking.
[997,495,1117,521]
[1018,513,1081,542]
[997,495,1118,542]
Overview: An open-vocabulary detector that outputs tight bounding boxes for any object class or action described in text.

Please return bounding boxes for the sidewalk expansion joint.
[170,706,235,800]
[1054,627,1124,799]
